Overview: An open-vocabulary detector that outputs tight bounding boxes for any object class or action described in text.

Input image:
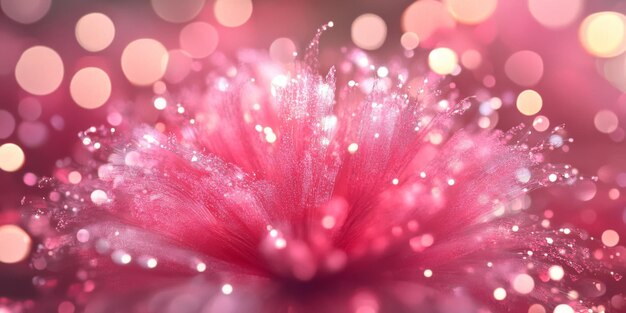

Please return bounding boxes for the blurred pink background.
[0,0,624,304]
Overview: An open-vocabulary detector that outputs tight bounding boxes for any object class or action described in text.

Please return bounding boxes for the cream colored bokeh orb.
[0,225,31,263]
[444,0,498,25]
[351,14,387,51]
[428,47,458,75]
[601,229,619,247]
[70,67,112,109]
[0,143,25,172]
[516,89,543,116]
[75,13,115,52]
[579,12,626,58]
[121,38,169,86]
[214,0,253,27]
[15,46,64,95]
[179,22,219,59]
[528,0,583,29]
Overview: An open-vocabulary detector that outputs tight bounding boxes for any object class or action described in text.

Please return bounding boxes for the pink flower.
[32,28,617,313]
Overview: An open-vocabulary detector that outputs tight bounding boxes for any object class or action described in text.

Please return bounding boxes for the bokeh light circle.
[214,0,253,28]
[0,143,25,172]
[528,304,546,313]
[528,0,583,29]
[179,22,218,59]
[505,50,544,86]
[75,13,115,52]
[0,225,31,263]
[553,304,574,313]
[402,0,456,42]
[17,121,47,147]
[594,110,619,134]
[151,0,206,23]
[18,97,41,121]
[601,229,619,247]
[602,53,626,92]
[165,49,193,84]
[121,38,169,86]
[579,12,626,58]
[15,46,64,95]
[443,0,498,25]
[493,287,507,300]
[269,37,297,64]
[0,110,16,139]
[0,0,51,24]
[516,89,542,116]
[532,115,550,132]
[461,49,482,70]
[351,13,387,51]
[70,67,112,109]
[428,47,458,75]
[574,180,597,201]
[400,32,420,50]
[512,273,535,294]
[548,265,565,281]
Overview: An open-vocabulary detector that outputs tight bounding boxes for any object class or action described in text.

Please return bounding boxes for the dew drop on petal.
[154,97,167,110]
[549,265,564,281]
[196,262,207,272]
[493,287,507,300]
[553,304,574,313]
[516,168,531,183]
[76,229,90,243]
[111,250,132,265]
[90,189,108,205]
[347,143,359,154]
[533,115,550,132]
[221,283,233,295]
